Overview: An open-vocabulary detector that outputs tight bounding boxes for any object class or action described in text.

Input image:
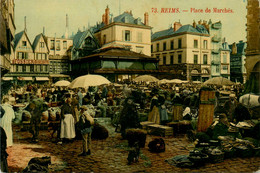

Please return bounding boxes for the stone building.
[93,6,152,56]
[245,0,260,78]
[220,39,231,79]
[46,36,73,82]
[0,0,15,76]
[151,21,211,82]
[208,20,222,78]
[229,41,247,83]
[70,6,158,82]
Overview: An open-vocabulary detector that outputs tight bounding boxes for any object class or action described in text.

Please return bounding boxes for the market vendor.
[119,97,140,139]
[25,96,48,143]
[223,94,238,122]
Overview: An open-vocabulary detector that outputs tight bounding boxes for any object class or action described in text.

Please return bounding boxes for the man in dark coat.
[26,96,48,142]
[119,97,140,138]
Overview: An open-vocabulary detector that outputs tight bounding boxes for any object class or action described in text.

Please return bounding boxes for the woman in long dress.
[60,97,76,142]
[0,98,15,147]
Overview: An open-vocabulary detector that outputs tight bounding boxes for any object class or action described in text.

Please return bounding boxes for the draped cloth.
[0,103,15,147]
[60,114,75,139]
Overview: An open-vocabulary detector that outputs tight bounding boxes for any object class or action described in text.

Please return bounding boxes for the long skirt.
[60,114,75,139]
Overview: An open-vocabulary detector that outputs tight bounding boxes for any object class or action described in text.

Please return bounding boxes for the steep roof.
[152,24,209,40]
[13,31,24,49]
[32,34,41,50]
[229,41,246,55]
[72,29,100,49]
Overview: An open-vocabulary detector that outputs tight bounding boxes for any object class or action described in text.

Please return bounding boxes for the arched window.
[202,68,209,74]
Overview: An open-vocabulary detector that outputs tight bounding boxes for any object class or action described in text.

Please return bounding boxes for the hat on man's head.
[80,105,88,110]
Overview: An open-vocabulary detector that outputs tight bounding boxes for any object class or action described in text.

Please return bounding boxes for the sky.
[14,0,247,44]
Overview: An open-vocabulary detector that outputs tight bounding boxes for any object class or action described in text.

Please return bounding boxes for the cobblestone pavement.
[7,118,260,172]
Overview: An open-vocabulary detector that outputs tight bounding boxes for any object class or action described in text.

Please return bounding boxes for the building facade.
[46,37,73,82]
[245,0,260,78]
[151,21,211,82]
[6,31,50,82]
[229,41,247,83]
[93,6,152,56]
[220,40,231,79]
[0,0,16,76]
[208,21,222,78]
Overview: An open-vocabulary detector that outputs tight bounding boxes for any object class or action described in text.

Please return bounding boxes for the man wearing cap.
[78,105,94,156]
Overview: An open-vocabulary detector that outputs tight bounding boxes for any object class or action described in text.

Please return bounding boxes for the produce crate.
[140,121,155,130]
[147,124,173,137]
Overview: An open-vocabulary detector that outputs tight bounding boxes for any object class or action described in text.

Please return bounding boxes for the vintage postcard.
[1,0,259,172]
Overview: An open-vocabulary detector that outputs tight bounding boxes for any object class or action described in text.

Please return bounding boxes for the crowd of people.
[0,81,249,171]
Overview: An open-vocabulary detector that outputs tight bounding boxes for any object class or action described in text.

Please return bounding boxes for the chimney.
[174,21,182,31]
[102,14,105,23]
[198,20,202,24]
[24,16,27,32]
[43,27,45,36]
[105,5,110,25]
[232,42,237,54]
[130,10,132,16]
[144,12,149,25]
[193,20,196,28]
[65,14,69,39]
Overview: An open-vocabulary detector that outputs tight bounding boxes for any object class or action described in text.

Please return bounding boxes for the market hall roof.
[151,24,209,41]
[74,47,158,61]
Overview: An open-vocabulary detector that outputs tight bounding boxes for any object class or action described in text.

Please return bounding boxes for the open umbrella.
[68,74,111,88]
[54,80,71,87]
[169,79,184,84]
[203,77,234,86]
[159,79,171,84]
[133,75,159,82]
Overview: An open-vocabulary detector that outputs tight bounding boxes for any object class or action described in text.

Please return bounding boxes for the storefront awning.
[17,77,33,81]
[49,74,70,78]
[2,77,13,81]
[35,77,49,81]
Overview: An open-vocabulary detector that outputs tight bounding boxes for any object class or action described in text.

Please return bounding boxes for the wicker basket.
[188,150,209,166]
[208,149,224,163]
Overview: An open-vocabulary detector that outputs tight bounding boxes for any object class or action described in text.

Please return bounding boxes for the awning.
[2,77,13,81]
[49,74,70,78]
[17,77,33,81]
[35,77,49,81]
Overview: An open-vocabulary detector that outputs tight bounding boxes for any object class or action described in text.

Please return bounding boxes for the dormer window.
[40,42,44,48]
[22,41,27,47]
[124,16,129,23]
[137,18,142,25]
